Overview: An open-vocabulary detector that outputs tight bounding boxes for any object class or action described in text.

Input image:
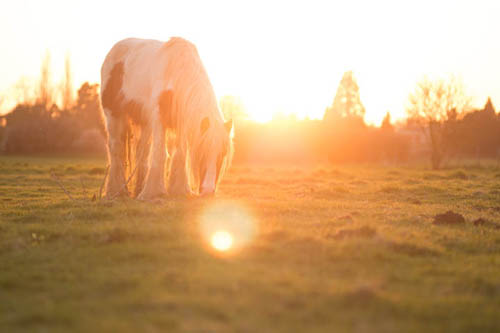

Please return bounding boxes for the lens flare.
[211,230,233,251]
[199,201,256,255]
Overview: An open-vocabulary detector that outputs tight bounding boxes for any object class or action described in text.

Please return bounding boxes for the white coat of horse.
[100,37,233,200]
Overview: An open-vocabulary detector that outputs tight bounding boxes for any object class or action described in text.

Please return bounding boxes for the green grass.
[1,156,500,332]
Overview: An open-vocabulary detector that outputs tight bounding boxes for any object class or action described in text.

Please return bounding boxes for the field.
[1,155,500,332]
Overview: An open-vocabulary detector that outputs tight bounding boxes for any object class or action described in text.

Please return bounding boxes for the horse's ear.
[224,119,233,134]
[200,117,210,135]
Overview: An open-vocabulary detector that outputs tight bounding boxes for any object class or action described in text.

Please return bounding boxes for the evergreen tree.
[459,97,499,157]
[484,97,495,115]
[381,112,394,133]
[324,71,365,122]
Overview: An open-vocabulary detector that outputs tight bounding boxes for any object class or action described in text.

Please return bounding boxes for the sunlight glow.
[1,1,500,123]
[211,231,234,251]
[199,201,256,255]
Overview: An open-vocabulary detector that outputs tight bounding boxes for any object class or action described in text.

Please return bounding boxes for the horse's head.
[196,116,233,196]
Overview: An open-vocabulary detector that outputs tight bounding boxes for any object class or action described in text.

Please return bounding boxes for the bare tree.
[60,53,74,111]
[37,50,54,108]
[13,77,35,105]
[406,76,471,169]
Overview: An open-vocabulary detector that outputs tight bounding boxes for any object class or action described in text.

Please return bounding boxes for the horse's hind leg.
[104,111,129,198]
[137,118,167,201]
[133,125,151,198]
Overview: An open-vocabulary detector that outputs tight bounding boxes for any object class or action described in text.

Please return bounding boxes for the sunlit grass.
[1,156,500,332]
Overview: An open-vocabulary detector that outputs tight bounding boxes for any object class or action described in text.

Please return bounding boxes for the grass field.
[1,155,500,332]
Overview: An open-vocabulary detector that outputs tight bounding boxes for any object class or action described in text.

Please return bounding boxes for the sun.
[210,230,234,252]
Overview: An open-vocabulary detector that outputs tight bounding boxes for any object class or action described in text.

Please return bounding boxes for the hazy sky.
[1,0,500,124]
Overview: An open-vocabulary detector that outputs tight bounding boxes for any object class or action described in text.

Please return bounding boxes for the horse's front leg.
[137,118,167,201]
[103,112,129,198]
[133,125,151,198]
[167,148,193,197]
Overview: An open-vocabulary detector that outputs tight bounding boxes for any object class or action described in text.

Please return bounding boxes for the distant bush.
[229,115,411,164]
[0,82,105,154]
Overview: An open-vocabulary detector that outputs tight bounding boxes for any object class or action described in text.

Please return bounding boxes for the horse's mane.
[162,37,233,192]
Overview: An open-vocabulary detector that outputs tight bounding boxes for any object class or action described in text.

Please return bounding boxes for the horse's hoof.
[136,191,167,202]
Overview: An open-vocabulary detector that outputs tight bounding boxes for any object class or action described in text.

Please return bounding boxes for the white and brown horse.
[100,37,233,200]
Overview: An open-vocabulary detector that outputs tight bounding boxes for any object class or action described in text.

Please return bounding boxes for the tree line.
[1,56,499,168]
[228,71,500,167]
[0,82,103,154]
[0,52,103,154]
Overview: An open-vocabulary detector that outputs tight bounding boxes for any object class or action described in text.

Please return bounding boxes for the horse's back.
[100,36,208,128]
[101,37,195,77]
[101,38,167,119]
[101,38,163,86]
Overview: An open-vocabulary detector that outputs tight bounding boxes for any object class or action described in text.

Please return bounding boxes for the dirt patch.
[380,185,401,193]
[448,171,468,180]
[330,226,377,240]
[337,214,354,223]
[433,211,465,226]
[341,286,379,307]
[101,228,131,243]
[473,218,500,229]
[89,167,105,175]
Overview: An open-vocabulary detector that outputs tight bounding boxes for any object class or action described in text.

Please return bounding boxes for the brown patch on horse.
[101,62,125,113]
[124,100,144,125]
[158,90,175,129]
[101,62,144,121]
